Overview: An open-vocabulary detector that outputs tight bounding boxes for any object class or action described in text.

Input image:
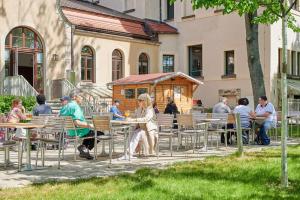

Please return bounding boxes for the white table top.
[110,120,147,124]
[196,118,221,122]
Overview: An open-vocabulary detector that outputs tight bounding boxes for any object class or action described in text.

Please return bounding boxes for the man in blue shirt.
[33,94,52,116]
[110,99,125,120]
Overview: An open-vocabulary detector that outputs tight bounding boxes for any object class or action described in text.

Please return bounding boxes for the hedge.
[0,95,36,113]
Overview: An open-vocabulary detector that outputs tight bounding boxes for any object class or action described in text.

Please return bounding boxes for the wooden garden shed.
[107,72,203,113]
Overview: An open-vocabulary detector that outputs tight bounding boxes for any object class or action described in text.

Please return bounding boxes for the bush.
[0,95,36,113]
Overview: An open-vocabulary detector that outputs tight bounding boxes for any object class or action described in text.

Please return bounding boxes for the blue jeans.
[258,121,272,145]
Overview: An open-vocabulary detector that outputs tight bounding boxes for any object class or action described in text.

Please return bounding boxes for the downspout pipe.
[56,0,75,71]
[159,0,162,22]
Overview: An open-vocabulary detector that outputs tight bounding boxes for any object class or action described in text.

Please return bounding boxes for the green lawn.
[1,146,300,200]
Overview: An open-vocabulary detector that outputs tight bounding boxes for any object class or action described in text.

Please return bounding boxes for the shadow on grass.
[30,145,300,199]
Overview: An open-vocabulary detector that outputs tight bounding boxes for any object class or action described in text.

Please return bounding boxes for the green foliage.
[0,95,36,113]
[170,0,300,32]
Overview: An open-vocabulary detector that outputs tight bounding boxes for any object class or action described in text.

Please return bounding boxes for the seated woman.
[7,99,27,138]
[233,98,254,144]
[7,99,26,123]
[120,93,158,160]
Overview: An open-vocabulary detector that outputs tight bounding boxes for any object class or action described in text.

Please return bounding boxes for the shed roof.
[108,72,204,86]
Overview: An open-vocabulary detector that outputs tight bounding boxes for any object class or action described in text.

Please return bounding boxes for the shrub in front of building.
[0,95,36,113]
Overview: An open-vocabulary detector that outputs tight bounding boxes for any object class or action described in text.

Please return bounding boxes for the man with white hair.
[213,97,231,114]
[213,97,232,144]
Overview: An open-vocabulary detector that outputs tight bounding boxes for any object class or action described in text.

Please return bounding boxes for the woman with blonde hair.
[120,93,158,160]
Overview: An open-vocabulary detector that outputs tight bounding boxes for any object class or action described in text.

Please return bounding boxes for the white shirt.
[233,105,252,128]
[255,102,277,123]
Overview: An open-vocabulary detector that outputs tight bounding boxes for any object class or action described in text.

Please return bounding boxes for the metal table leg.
[25,129,32,171]
[4,128,10,167]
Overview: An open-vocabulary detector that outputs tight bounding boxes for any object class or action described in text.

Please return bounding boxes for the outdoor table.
[196,119,220,151]
[0,123,45,171]
[110,119,147,161]
[250,117,266,143]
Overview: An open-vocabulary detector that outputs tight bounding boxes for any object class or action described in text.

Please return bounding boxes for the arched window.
[138,53,149,74]
[5,27,44,92]
[112,49,123,81]
[81,46,94,82]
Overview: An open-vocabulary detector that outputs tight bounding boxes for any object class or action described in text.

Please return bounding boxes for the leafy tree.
[170,0,299,188]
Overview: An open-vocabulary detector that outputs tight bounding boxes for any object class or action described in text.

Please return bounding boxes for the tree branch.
[285,0,297,16]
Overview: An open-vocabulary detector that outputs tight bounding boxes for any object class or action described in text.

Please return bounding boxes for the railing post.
[235,113,243,156]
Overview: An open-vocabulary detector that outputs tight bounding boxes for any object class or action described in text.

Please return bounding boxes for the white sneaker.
[117,155,137,161]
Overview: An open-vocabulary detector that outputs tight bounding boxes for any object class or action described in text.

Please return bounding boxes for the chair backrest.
[31,116,49,125]
[46,117,65,133]
[39,114,57,117]
[63,116,77,131]
[177,114,194,128]
[92,115,111,132]
[192,112,208,123]
[157,114,174,128]
[211,113,228,126]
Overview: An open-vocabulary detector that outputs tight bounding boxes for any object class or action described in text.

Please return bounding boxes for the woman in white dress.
[121,93,158,159]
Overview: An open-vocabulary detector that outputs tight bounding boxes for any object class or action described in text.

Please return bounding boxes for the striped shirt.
[233,105,251,128]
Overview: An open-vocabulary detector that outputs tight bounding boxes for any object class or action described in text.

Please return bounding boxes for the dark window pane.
[167,0,174,20]
[225,51,234,75]
[87,69,92,81]
[125,89,135,99]
[137,88,148,96]
[163,55,174,72]
[12,37,22,47]
[11,28,22,37]
[112,50,123,81]
[139,53,148,74]
[189,45,202,77]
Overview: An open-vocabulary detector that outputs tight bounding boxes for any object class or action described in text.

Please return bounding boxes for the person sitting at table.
[213,97,232,144]
[233,98,255,144]
[110,99,125,120]
[153,102,159,114]
[33,94,52,116]
[120,93,158,159]
[60,90,102,160]
[7,99,26,123]
[253,96,276,145]
[164,97,179,116]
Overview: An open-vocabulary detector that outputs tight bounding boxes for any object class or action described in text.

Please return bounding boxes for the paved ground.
[0,137,299,189]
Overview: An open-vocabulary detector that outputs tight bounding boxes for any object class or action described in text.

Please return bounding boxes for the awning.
[288,80,300,94]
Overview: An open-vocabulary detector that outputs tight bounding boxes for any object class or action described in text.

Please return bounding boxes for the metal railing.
[3,75,38,97]
[288,99,300,116]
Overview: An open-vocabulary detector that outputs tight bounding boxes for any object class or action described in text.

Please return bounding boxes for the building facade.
[0,0,176,99]
[99,0,300,109]
[1,0,300,109]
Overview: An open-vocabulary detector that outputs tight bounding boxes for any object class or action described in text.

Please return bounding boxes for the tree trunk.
[281,12,288,188]
[244,12,266,105]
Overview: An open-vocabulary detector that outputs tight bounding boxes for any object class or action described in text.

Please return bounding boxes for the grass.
[1,146,300,200]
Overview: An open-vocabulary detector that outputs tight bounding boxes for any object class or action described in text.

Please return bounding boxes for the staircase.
[47,99,62,115]
[3,75,38,97]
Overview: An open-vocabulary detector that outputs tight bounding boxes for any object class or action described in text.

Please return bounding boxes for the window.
[137,88,148,96]
[297,52,300,75]
[291,51,296,75]
[112,49,123,81]
[5,27,43,49]
[225,51,235,76]
[138,53,149,74]
[278,48,282,73]
[125,89,135,99]
[81,46,94,82]
[166,0,174,20]
[188,45,203,77]
[163,55,175,72]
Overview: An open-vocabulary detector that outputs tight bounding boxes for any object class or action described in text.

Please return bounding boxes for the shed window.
[125,89,135,99]
[137,88,148,96]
